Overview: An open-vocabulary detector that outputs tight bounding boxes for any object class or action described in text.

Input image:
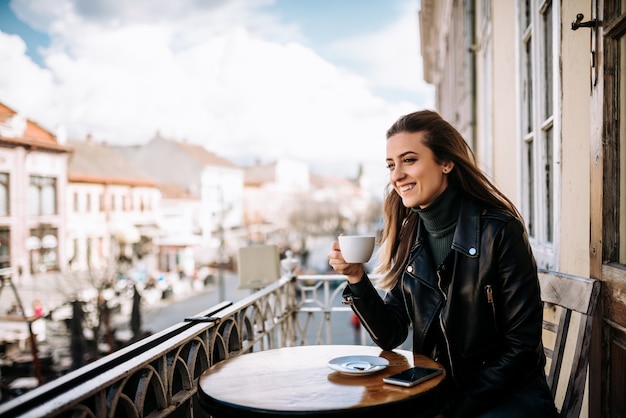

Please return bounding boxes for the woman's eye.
[386,163,395,170]
[403,158,416,164]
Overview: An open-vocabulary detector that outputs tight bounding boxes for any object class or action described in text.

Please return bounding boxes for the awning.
[109,223,141,244]
[135,223,163,238]
[155,234,201,247]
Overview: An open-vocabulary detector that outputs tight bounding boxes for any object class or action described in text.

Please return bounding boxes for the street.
[141,272,253,332]
[140,272,365,346]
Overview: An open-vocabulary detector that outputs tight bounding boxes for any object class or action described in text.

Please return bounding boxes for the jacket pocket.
[485,284,498,332]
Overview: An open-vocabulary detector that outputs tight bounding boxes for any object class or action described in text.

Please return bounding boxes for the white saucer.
[327,355,389,376]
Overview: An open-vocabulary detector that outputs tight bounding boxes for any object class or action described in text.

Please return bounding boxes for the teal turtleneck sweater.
[413,186,461,266]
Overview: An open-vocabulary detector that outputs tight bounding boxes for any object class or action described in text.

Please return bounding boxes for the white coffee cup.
[338,235,376,263]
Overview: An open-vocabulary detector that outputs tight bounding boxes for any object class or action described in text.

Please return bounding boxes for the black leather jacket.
[343,197,546,415]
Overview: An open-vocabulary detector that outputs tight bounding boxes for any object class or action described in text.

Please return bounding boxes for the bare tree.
[53,262,124,367]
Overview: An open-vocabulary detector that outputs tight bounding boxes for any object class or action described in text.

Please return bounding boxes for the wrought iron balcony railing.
[0,273,371,418]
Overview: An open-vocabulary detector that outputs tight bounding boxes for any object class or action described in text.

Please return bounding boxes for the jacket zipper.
[343,296,380,341]
[485,284,498,331]
[436,267,456,382]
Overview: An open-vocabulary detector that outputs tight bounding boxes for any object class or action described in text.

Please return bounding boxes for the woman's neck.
[413,186,460,236]
[413,186,460,266]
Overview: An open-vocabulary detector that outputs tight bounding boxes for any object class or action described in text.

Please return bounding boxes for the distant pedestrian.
[8,302,23,316]
[33,299,44,317]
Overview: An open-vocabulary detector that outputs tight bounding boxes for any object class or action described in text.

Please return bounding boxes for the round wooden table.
[198,345,446,417]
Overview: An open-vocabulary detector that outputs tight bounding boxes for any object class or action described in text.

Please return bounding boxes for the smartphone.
[382,366,443,387]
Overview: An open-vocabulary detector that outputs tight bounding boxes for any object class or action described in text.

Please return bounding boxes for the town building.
[66,136,160,275]
[113,134,244,275]
[0,102,70,278]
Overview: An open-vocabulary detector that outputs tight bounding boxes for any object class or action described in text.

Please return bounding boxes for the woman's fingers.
[328,241,347,271]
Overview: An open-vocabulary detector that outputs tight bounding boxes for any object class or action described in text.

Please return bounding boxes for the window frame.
[29,175,58,216]
[517,0,561,269]
[0,173,9,217]
[0,228,10,269]
[28,225,59,272]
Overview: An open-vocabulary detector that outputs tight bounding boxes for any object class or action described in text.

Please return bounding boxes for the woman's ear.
[442,162,455,174]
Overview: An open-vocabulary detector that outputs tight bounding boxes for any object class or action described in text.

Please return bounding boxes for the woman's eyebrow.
[388,151,417,160]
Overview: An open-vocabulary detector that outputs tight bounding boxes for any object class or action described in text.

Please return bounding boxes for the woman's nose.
[390,167,405,182]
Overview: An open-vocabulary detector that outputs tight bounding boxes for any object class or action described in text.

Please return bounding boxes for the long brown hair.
[376,110,521,289]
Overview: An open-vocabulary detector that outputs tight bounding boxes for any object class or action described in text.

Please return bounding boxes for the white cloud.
[326,2,435,106]
[1,0,432,186]
[0,32,55,113]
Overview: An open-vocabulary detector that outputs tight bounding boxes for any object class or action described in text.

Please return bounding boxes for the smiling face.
[386,131,453,209]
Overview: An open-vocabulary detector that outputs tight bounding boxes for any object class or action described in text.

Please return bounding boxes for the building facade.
[419,0,625,416]
[0,102,70,278]
[66,137,161,275]
[113,135,244,274]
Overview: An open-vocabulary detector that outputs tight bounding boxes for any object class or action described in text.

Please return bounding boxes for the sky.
[0,0,434,195]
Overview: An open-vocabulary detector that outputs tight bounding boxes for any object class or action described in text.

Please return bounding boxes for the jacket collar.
[414,196,481,259]
[451,197,481,258]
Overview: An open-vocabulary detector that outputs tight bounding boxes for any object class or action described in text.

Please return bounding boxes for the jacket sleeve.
[454,218,545,416]
[342,275,411,351]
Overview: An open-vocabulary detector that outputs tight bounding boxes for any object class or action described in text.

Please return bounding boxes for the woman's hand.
[328,240,365,284]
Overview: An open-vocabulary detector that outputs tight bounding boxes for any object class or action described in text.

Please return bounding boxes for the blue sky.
[269,0,399,41]
[0,0,49,65]
[0,0,433,189]
[266,0,417,102]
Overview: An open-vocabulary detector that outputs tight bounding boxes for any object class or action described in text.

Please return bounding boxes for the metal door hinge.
[571,13,597,31]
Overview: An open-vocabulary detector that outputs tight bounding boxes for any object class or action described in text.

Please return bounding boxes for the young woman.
[328,110,558,417]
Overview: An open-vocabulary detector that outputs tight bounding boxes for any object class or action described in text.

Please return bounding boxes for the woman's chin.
[401,197,418,208]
